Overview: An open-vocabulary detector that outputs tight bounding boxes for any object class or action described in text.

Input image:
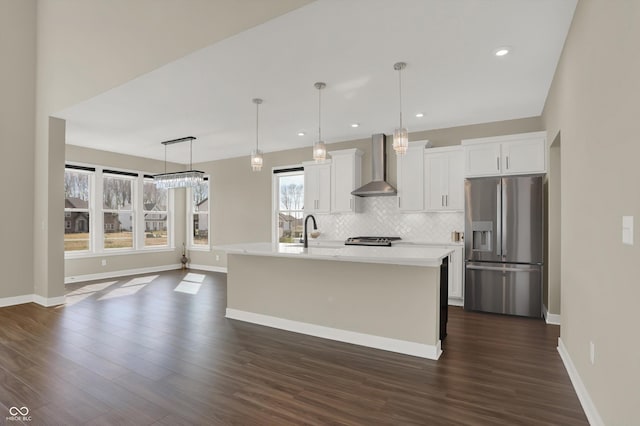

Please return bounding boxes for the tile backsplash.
[316,197,464,243]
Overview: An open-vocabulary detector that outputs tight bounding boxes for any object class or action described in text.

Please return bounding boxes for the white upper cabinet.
[462,131,547,177]
[329,149,363,213]
[303,160,331,214]
[424,146,464,211]
[397,141,428,212]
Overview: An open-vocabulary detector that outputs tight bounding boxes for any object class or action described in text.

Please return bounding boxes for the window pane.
[103,176,133,210]
[143,181,167,211]
[192,181,209,212]
[278,175,304,210]
[278,211,303,243]
[65,170,89,209]
[104,212,133,249]
[64,212,90,251]
[193,213,208,246]
[144,215,167,247]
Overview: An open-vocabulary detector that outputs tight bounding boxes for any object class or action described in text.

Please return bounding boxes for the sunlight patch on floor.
[183,273,205,283]
[174,281,202,295]
[98,283,147,301]
[123,275,159,287]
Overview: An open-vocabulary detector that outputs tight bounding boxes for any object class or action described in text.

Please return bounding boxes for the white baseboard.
[557,337,604,426]
[448,298,464,307]
[0,294,65,308]
[0,294,34,308]
[65,264,181,284]
[543,304,562,325]
[226,308,442,360]
[188,264,227,274]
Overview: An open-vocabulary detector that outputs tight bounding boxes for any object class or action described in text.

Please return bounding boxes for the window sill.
[188,246,211,252]
[65,247,176,260]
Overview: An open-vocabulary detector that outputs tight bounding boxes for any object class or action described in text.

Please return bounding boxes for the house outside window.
[273,169,304,243]
[64,168,92,252]
[189,179,209,248]
[143,179,168,247]
[103,174,134,249]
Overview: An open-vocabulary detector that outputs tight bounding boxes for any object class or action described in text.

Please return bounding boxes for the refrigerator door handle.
[466,264,539,273]
[496,183,502,257]
[502,180,508,257]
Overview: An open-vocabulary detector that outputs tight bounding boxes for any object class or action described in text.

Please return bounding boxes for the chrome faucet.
[303,214,317,248]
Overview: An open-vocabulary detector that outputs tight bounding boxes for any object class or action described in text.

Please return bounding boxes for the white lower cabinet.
[432,245,464,302]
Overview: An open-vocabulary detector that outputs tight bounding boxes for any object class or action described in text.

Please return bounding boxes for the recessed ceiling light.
[494,47,511,57]
[415,113,424,118]
[351,123,360,128]
[297,132,305,136]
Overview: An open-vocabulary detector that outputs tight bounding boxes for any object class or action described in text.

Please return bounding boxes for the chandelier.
[154,136,205,189]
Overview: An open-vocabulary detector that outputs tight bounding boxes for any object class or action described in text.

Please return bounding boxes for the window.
[64,168,92,252]
[189,179,209,248]
[103,173,134,249]
[274,169,304,243]
[143,179,169,247]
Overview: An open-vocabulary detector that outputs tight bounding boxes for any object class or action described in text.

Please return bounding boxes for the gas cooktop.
[344,236,401,247]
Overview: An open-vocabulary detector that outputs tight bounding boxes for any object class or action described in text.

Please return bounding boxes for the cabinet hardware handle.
[506,156,510,169]
[497,157,500,170]
[445,195,448,206]
[441,195,444,206]
[398,197,401,208]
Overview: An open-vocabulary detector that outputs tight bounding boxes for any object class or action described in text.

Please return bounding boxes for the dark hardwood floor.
[0,270,587,425]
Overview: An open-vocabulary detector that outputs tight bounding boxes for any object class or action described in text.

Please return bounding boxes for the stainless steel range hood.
[351,134,397,197]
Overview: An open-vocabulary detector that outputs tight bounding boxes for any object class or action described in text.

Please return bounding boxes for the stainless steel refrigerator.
[464,175,544,318]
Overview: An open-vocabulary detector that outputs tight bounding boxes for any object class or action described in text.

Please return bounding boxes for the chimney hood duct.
[351,134,397,197]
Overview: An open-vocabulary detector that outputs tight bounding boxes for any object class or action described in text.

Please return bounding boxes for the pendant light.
[313,82,327,162]
[250,98,264,171]
[393,62,409,155]
[154,136,205,189]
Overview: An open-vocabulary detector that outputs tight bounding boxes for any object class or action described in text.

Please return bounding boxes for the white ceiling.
[58,0,577,164]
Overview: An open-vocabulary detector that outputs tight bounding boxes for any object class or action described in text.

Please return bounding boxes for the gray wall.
[0,0,36,299]
[542,1,640,423]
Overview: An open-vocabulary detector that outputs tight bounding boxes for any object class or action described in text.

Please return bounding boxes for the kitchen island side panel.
[227,254,440,346]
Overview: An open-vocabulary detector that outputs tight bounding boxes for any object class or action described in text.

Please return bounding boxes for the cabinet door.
[449,246,464,299]
[316,164,331,213]
[501,137,546,175]
[303,163,331,214]
[425,153,448,210]
[397,148,424,212]
[330,152,361,213]
[464,142,501,177]
[446,149,465,210]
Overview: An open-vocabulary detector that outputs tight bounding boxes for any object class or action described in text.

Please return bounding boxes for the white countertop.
[216,242,452,267]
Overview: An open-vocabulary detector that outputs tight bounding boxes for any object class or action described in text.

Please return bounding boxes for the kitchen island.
[217,242,452,360]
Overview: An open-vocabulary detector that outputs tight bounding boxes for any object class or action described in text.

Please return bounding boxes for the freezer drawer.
[464,262,542,318]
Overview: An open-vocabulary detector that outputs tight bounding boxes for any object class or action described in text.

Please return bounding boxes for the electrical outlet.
[622,216,634,245]
[215,254,220,261]
[589,341,595,365]
[101,259,107,266]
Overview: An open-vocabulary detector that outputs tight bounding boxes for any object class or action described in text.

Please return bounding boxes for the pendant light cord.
[318,86,322,142]
[256,101,260,150]
[398,67,404,129]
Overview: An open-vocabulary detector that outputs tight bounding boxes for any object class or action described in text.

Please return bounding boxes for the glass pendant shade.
[313,140,327,162]
[154,170,204,189]
[393,127,409,155]
[250,148,264,171]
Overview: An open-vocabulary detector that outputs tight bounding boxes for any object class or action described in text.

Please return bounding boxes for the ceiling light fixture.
[250,98,264,172]
[351,123,360,128]
[297,132,305,137]
[494,47,511,57]
[313,82,327,162]
[154,136,204,189]
[393,62,409,155]
[416,113,424,118]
